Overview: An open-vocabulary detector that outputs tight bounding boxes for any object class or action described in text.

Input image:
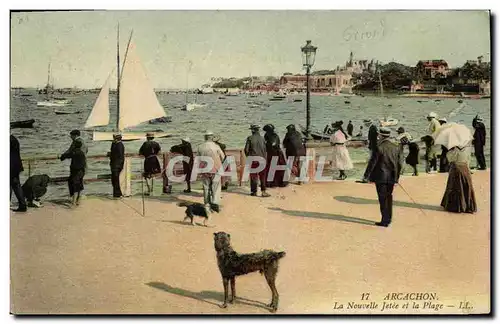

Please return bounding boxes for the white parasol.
[432,122,472,149]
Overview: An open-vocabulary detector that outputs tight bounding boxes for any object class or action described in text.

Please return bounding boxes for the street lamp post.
[301,40,317,141]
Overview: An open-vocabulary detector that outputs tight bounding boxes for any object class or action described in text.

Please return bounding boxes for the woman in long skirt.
[263,124,287,187]
[329,122,353,180]
[406,142,420,176]
[441,145,477,213]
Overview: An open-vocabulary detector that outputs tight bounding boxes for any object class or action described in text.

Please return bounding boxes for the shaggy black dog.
[213,232,286,312]
[178,202,219,226]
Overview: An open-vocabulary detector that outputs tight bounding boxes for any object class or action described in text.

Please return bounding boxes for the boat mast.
[46,62,51,99]
[116,23,120,132]
[378,66,387,120]
[185,61,192,104]
[46,62,51,89]
[378,69,384,97]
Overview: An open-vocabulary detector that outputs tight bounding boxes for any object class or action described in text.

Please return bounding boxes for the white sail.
[85,75,111,128]
[118,41,166,131]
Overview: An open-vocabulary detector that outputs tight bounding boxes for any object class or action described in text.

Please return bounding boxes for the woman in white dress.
[330,121,354,180]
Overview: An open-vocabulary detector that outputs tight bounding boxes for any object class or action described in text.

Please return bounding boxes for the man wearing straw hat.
[197,130,226,212]
[108,133,125,198]
[139,132,162,196]
[365,127,402,227]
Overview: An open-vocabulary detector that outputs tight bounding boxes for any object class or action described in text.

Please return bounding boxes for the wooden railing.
[22,149,248,188]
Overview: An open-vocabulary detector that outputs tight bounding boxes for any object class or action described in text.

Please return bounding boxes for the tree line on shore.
[210,60,491,91]
[352,60,491,91]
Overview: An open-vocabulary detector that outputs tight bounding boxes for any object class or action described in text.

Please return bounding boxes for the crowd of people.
[10,112,488,221]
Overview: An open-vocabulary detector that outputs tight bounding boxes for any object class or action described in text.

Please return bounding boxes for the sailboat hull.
[92,131,172,142]
[182,103,205,111]
[37,100,71,107]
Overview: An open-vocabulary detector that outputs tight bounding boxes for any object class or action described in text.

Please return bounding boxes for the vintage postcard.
[10,10,490,315]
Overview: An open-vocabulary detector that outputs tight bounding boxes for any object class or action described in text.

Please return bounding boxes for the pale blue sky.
[10,10,490,89]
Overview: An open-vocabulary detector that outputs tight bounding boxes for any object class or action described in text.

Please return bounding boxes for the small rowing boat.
[11,119,35,129]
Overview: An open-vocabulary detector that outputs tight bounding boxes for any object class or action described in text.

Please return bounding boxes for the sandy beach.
[10,170,490,315]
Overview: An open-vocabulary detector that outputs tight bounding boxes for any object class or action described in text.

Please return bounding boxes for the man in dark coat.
[244,124,270,197]
[283,124,306,183]
[472,115,487,170]
[61,129,87,159]
[358,119,378,183]
[60,132,87,206]
[170,137,194,193]
[438,118,450,173]
[10,134,27,212]
[22,174,50,207]
[365,127,402,227]
[347,120,354,137]
[263,124,287,187]
[108,133,125,198]
[139,132,162,195]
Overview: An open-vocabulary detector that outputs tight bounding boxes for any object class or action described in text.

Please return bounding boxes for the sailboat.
[182,60,206,111]
[37,63,72,107]
[378,69,398,127]
[84,26,171,142]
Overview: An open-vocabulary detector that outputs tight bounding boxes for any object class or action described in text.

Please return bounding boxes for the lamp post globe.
[301,40,317,141]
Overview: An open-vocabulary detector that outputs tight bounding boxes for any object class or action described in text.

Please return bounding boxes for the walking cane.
[398,182,427,217]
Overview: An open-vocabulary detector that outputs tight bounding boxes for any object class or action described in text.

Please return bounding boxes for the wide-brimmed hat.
[439,117,447,123]
[397,127,405,134]
[182,137,190,143]
[427,112,437,118]
[476,116,483,122]
[363,119,372,125]
[249,124,260,130]
[378,127,391,137]
[205,130,214,136]
[113,133,122,139]
[212,135,221,142]
[146,132,155,138]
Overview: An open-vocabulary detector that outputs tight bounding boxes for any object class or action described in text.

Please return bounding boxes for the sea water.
[10,91,491,199]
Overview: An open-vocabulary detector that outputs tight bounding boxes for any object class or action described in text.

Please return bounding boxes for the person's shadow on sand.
[334,196,443,212]
[145,282,270,311]
[268,207,376,226]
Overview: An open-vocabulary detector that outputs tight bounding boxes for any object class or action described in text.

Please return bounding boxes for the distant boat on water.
[37,63,71,107]
[84,25,171,142]
[182,61,206,111]
[55,109,81,115]
[377,69,398,127]
[149,116,172,124]
[298,125,368,148]
[379,117,399,127]
[11,119,35,129]
[37,99,71,107]
[269,93,286,101]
